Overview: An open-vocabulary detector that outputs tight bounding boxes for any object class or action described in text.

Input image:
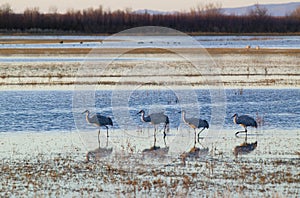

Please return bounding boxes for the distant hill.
[134,2,300,16]
[222,2,300,16]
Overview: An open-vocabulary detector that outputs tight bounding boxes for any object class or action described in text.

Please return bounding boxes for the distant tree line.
[0,3,300,34]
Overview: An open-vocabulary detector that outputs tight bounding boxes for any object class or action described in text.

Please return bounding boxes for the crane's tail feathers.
[166,116,170,124]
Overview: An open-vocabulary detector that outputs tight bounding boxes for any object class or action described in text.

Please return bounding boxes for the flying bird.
[137,110,169,147]
[180,110,209,144]
[83,110,113,147]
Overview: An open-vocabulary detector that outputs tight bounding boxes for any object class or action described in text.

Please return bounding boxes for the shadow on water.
[181,146,209,159]
[86,138,113,162]
[234,141,257,157]
[180,139,209,166]
[142,145,169,158]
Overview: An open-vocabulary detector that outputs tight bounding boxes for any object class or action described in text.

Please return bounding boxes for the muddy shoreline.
[1,48,299,89]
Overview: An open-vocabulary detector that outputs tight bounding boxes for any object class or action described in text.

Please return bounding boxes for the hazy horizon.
[1,0,297,13]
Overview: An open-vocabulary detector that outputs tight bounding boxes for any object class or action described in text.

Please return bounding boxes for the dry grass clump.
[0,48,91,55]
[1,47,300,55]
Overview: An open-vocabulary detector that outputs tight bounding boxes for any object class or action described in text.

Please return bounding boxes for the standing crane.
[83,110,113,147]
[232,113,257,141]
[137,110,169,147]
[180,110,209,145]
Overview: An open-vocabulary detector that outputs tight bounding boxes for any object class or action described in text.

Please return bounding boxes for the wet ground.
[0,35,299,196]
[0,129,299,197]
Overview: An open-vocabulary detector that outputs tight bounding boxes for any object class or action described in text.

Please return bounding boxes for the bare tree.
[290,6,300,18]
[248,4,269,17]
[48,6,58,14]
[0,3,13,14]
[24,7,40,15]
[204,2,223,16]
[23,7,41,29]
[194,2,223,16]
[0,3,300,34]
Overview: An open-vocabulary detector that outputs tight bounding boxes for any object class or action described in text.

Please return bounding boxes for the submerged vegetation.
[0,147,299,197]
[0,3,300,34]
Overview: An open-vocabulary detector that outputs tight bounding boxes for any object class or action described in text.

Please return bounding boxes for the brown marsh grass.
[1,47,300,55]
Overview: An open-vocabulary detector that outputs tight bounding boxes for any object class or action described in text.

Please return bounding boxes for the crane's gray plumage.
[180,110,209,144]
[137,110,169,146]
[232,113,257,140]
[83,110,113,147]
[138,110,169,125]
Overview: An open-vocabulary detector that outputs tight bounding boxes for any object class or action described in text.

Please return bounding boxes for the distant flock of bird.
[83,109,257,147]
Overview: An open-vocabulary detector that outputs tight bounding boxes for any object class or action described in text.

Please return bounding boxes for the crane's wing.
[89,114,100,125]
[149,112,168,124]
[186,118,200,128]
[198,119,209,128]
[96,114,113,126]
[238,115,257,127]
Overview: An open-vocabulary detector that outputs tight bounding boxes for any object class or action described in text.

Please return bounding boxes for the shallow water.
[1,35,299,197]
[1,35,300,49]
[0,89,299,197]
[0,89,299,133]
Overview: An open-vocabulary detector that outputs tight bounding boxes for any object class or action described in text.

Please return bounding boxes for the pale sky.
[1,0,298,13]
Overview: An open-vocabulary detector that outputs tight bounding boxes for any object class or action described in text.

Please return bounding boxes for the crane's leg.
[197,128,205,143]
[154,126,157,148]
[163,138,167,147]
[235,124,247,137]
[194,129,197,147]
[235,127,248,142]
[106,136,108,147]
[98,129,101,148]
[235,131,246,137]
[235,130,247,137]
[105,126,109,137]
[163,124,167,147]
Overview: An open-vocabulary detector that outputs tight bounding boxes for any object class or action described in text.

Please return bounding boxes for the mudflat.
[0,46,299,89]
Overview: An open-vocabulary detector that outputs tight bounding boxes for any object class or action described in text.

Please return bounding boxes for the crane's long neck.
[233,115,238,124]
[85,112,91,124]
[140,111,146,122]
[182,111,187,124]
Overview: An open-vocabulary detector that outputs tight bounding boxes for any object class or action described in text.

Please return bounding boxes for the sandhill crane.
[137,110,169,147]
[180,110,209,145]
[232,113,257,141]
[83,110,113,147]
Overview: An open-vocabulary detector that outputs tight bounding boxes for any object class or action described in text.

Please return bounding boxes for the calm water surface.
[0,35,299,49]
[0,89,299,133]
